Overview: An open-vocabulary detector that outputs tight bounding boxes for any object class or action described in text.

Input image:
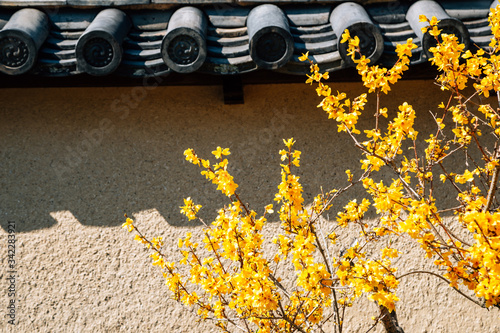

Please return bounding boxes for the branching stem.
[396,270,485,308]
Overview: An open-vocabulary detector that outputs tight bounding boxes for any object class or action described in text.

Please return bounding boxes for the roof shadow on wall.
[0,82,301,232]
[1,73,493,233]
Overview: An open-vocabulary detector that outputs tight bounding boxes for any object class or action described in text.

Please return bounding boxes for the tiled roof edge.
[0,0,497,78]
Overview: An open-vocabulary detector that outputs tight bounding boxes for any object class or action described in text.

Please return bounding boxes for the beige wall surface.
[0,80,499,332]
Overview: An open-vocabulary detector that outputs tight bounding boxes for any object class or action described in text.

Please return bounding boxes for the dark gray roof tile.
[205,7,249,28]
[0,0,66,6]
[292,30,335,43]
[206,34,249,47]
[128,30,166,41]
[67,0,148,5]
[124,48,161,60]
[48,10,97,31]
[129,10,172,31]
[290,23,331,34]
[40,47,75,60]
[207,44,248,57]
[294,39,336,55]
[442,0,493,20]
[124,38,162,50]
[208,26,247,38]
[284,6,331,26]
[45,37,78,50]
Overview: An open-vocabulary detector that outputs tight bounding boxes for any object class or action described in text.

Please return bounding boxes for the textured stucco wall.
[0,81,499,332]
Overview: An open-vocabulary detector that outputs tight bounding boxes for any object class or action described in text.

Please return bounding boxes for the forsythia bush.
[123,7,500,333]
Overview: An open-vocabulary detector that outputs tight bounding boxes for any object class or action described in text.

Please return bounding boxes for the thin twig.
[364,313,387,333]
[484,144,500,212]
[396,270,485,308]
[203,317,247,332]
[269,273,291,299]
[311,224,342,333]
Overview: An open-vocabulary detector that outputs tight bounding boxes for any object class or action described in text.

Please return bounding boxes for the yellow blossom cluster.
[125,142,352,332]
[123,5,500,333]
[184,147,238,197]
[301,4,500,314]
[341,30,417,95]
[335,254,400,312]
[179,197,201,221]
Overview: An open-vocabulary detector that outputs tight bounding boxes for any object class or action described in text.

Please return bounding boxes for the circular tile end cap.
[421,18,470,59]
[161,28,207,74]
[338,22,384,68]
[0,29,37,75]
[249,26,294,70]
[76,30,122,76]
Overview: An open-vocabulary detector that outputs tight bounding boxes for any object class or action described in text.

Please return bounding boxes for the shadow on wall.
[0,80,495,232]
